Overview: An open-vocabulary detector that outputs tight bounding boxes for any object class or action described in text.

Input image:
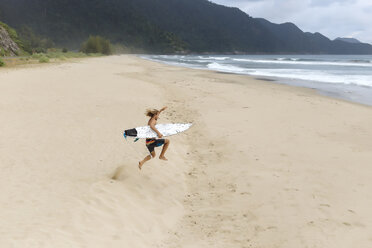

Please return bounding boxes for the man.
[139,106,170,170]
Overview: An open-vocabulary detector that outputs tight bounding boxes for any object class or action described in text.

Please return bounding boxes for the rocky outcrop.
[0,25,20,56]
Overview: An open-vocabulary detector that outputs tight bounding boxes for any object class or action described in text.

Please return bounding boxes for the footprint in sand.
[227,183,237,192]
[111,166,126,180]
[319,203,331,208]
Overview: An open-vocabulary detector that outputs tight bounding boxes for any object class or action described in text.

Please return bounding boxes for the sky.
[210,0,372,44]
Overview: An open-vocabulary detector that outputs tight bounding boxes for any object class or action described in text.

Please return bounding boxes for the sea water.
[141,54,372,106]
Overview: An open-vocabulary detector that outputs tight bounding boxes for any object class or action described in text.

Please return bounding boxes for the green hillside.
[0,0,371,54]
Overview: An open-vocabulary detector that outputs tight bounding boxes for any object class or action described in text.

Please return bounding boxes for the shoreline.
[140,54,372,107]
[1,55,371,247]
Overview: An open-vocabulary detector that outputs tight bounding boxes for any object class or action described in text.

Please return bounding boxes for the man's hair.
[145,109,159,117]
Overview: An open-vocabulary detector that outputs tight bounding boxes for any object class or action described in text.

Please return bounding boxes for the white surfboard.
[124,123,192,139]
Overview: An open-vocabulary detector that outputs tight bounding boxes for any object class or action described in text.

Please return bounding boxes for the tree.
[81,36,112,55]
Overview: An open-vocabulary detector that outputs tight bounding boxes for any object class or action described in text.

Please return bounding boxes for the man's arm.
[149,119,163,138]
[159,106,167,114]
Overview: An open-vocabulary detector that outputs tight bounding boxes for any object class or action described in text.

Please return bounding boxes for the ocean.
[141,54,372,106]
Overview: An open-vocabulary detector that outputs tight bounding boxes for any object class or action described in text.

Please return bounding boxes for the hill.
[335,37,362,44]
[0,0,371,54]
[0,0,186,53]
[256,18,372,54]
[0,22,21,56]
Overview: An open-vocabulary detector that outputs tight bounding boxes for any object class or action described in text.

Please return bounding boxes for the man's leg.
[139,151,156,170]
[159,139,170,161]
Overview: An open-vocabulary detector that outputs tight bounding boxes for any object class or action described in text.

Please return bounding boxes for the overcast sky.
[210,0,372,44]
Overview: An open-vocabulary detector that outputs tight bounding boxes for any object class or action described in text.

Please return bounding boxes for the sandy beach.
[1,55,371,248]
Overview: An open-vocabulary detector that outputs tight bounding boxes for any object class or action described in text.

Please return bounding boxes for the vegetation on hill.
[18,26,54,54]
[0,0,371,54]
[81,36,112,55]
[0,21,22,55]
[0,0,186,53]
[0,19,104,67]
[0,21,54,55]
[255,18,372,54]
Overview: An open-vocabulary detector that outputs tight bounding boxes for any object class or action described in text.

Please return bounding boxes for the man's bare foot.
[159,156,168,161]
[138,161,143,170]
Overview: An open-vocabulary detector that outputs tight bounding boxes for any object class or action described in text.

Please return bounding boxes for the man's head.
[146,109,160,119]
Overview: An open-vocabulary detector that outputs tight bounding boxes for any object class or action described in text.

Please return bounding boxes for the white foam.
[207,62,247,73]
[141,55,372,88]
[276,58,300,61]
[206,62,372,87]
[232,58,372,67]
[247,69,372,87]
[198,56,229,61]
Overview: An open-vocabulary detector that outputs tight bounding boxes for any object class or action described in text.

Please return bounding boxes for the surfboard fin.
[134,138,139,142]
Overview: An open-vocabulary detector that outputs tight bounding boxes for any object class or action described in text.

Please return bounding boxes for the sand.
[0,55,371,248]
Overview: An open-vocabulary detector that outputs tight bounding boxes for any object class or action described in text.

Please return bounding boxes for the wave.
[142,55,372,88]
[350,59,371,63]
[207,62,247,73]
[198,56,229,61]
[141,56,205,70]
[248,69,372,87]
[276,57,300,61]
[231,58,372,67]
[148,55,372,67]
[206,62,372,87]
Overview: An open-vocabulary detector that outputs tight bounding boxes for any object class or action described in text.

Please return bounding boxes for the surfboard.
[124,123,192,139]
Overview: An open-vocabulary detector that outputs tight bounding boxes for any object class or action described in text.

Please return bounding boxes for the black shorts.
[146,138,165,153]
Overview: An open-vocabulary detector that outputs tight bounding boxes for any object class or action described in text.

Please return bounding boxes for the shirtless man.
[138,106,170,170]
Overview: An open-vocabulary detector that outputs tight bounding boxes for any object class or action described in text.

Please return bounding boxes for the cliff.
[0,22,20,56]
